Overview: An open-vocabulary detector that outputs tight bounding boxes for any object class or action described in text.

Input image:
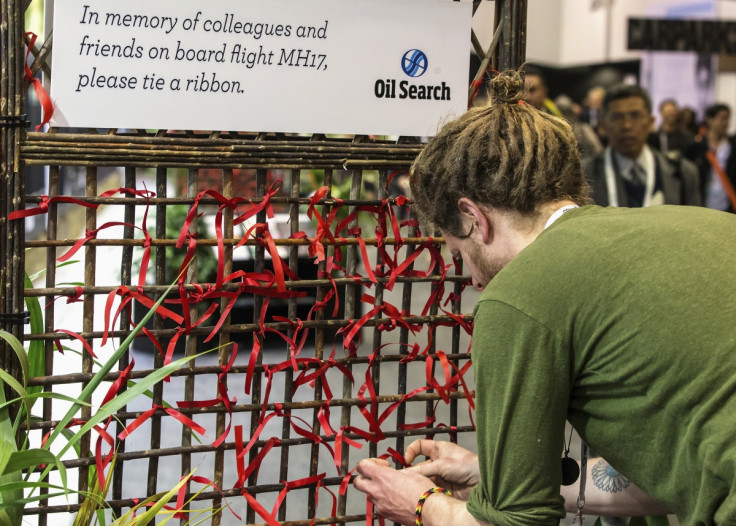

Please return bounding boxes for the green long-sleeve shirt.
[466,205,736,526]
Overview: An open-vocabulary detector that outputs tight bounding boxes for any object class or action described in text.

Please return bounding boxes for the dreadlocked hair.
[410,68,591,237]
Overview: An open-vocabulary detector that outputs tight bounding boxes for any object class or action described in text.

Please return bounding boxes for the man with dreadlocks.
[353,69,736,526]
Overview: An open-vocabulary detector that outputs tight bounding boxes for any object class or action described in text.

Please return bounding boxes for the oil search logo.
[374,49,451,101]
[402,49,428,78]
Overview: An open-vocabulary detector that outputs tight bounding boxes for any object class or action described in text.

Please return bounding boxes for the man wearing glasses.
[586,84,701,208]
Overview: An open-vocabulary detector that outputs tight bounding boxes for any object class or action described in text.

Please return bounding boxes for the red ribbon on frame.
[10,178,480,522]
[24,32,54,131]
[8,195,98,221]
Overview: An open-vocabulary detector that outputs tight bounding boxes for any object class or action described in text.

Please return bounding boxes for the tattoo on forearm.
[591,460,630,493]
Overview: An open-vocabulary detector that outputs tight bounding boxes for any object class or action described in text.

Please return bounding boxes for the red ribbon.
[117,404,206,440]
[24,32,54,131]
[15,179,480,524]
[8,195,97,221]
[53,329,97,358]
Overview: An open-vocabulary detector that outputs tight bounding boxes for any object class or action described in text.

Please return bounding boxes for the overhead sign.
[49,0,472,136]
[628,18,736,53]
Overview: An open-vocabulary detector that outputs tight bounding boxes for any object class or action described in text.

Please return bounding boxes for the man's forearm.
[419,457,671,525]
[420,493,493,526]
[560,458,672,516]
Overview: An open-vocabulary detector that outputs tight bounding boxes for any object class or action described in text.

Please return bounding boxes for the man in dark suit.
[647,98,694,160]
[586,84,701,208]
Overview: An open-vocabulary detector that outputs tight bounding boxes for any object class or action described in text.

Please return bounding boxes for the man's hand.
[353,457,439,525]
[403,439,481,501]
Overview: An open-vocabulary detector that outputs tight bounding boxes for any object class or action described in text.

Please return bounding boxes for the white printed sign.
[50,0,472,136]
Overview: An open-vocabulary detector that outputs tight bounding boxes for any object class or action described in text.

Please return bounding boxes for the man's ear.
[457,197,492,243]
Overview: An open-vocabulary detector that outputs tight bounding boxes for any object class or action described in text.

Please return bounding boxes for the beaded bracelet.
[414,486,452,526]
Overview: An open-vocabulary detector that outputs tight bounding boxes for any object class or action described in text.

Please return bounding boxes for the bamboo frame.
[22,133,423,169]
[1,0,26,371]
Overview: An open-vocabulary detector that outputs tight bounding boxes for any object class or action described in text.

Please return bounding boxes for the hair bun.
[489,69,525,105]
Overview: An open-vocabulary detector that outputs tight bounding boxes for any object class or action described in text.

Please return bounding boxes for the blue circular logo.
[401,49,428,78]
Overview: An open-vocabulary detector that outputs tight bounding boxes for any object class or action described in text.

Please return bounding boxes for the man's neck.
[612,147,644,163]
[488,200,580,263]
[538,200,579,232]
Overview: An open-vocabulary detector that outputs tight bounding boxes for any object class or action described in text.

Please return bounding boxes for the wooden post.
[0,0,27,373]
[493,0,528,72]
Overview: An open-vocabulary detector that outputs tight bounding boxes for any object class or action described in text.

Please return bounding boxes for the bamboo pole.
[493,0,528,72]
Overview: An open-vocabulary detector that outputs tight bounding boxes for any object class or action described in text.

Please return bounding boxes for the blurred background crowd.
[469,0,736,215]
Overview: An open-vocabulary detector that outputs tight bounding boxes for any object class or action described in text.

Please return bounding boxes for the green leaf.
[0,331,29,387]
[25,270,221,509]
[24,273,46,415]
[52,349,173,410]
[74,453,115,526]
[0,490,70,507]
[111,473,192,526]
[0,480,66,493]
[2,449,49,475]
[39,276,182,456]
[0,390,92,411]
[0,387,21,526]
[2,449,60,477]
[58,350,210,460]
[0,438,13,478]
[0,472,21,526]
[0,331,32,425]
[24,273,45,367]
[187,510,223,526]
[0,371,28,411]
[157,477,218,525]
[126,380,173,409]
[27,259,79,282]
[0,370,31,449]
[131,474,191,526]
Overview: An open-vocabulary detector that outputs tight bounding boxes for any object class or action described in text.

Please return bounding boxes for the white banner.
[49,0,472,136]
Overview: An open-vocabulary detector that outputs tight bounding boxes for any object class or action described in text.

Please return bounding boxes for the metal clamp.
[0,311,30,325]
[0,114,30,129]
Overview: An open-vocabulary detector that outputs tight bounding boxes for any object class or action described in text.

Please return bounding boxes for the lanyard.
[572,443,588,524]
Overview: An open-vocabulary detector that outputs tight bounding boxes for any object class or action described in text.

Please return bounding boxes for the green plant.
[109,470,219,526]
[0,273,223,525]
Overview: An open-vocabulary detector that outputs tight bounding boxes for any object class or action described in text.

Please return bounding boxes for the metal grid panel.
[1,1,528,524]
